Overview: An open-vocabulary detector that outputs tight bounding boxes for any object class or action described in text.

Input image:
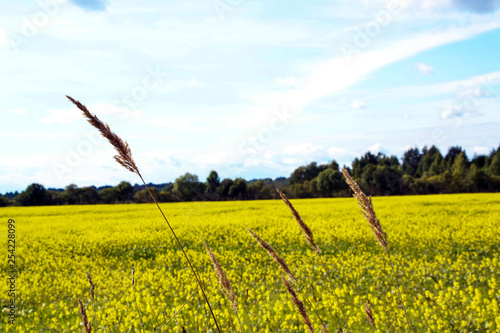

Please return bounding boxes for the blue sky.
[1,0,500,192]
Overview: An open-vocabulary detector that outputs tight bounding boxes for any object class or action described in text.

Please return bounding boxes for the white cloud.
[282,157,301,165]
[257,20,500,116]
[0,29,9,47]
[9,108,28,115]
[473,146,490,155]
[327,146,356,157]
[42,103,140,124]
[415,62,434,75]
[455,86,494,99]
[350,100,367,109]
[283,142,324,155]
[440,101,463,119]
[275,77,298,87]
[364,0,500,13]
[368,143,383,152]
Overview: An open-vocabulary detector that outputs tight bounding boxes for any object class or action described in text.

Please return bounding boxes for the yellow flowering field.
[1,193,499,332]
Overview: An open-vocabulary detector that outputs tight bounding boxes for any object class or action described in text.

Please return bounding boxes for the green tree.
[116,181,134,203]
[134,188,159,203]
[489,150,500,176]
[469,164,489,191]
[228,178,247,200]
[445,146,464,171]
[0,196,10,207]
[402,147,421,176]
[99,187,118,204]
[16,184,49,206]
[429,152,444,176]
[218,178,233,200]
[316,168,343,196]
[63,184,79,204]
[173,173,205,201]
[290,162,327,184]
[451,152,468,191]
[80,187,99,204]
[205,171,220,200]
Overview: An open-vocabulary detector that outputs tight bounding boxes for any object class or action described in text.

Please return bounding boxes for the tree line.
[2,144,499,207]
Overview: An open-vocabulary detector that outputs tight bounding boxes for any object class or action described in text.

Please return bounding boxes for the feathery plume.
[342,168,411,332]
[341,168,388,254]
[277,189,321,255]
[281,276,314,333]
[247,229,294,281]
[365,301,375,328]
[66,96,139,174]
[202,238,238,314]
[78,299,92,333]
[68,96,221,333]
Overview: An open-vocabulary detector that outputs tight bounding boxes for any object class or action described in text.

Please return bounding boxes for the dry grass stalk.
[202,238,238,314]
[67,96,221,333]
[66,96,139,175]
[277,190,349,333]
[341,168,411,332]
[281,276,314,333]
[247,228,328,332]
[277,189,320,255]
[78,299,92,333]
[365,302,375,328]
[247,229,293,281]
[341,168,388,255]
[86,272,95,299]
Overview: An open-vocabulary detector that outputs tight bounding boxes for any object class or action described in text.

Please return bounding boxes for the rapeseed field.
[1,193,499,332]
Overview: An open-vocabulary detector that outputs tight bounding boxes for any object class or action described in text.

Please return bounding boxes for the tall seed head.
[78,299,92,333]
[277,189,321,255]
[202,238,238,314]
[281,276,314,333]
[341,168,388,254]
[66,96,139,175]
[247,229,294,282]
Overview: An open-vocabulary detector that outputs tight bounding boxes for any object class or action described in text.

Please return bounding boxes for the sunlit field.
[1,193,499,332]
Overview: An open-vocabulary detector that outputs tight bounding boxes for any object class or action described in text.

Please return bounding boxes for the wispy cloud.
[42,103,140,124]
[364,0,500,13]
[258,20,500,116]
[9,108,28,115]
[350,100,367,109]
[415,62,434,75]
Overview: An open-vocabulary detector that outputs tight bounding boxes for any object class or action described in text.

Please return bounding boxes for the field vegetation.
[1,193,499,332]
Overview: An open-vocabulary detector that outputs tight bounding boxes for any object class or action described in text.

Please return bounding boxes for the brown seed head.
[66,96,139,175]
[365,301,376,328]
[341,168,388,254]
[202,238,238,314]
[277,189,321,255]
[86,272,95,299]
[247,229,294,282]
[281,276,314,333]
[78,299,92,333]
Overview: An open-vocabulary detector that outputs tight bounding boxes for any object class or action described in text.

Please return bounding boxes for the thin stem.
[289,272,329,333]
[297,284,328,332]
[90,275,98,332]
[387,253,411,332]
[316,253,350,333]
[234,311,246,333]
[138,173,221,333]
[157,291,196,332]
[132,268,146,333]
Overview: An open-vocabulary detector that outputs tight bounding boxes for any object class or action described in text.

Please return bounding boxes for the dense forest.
[2,144,500,207]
